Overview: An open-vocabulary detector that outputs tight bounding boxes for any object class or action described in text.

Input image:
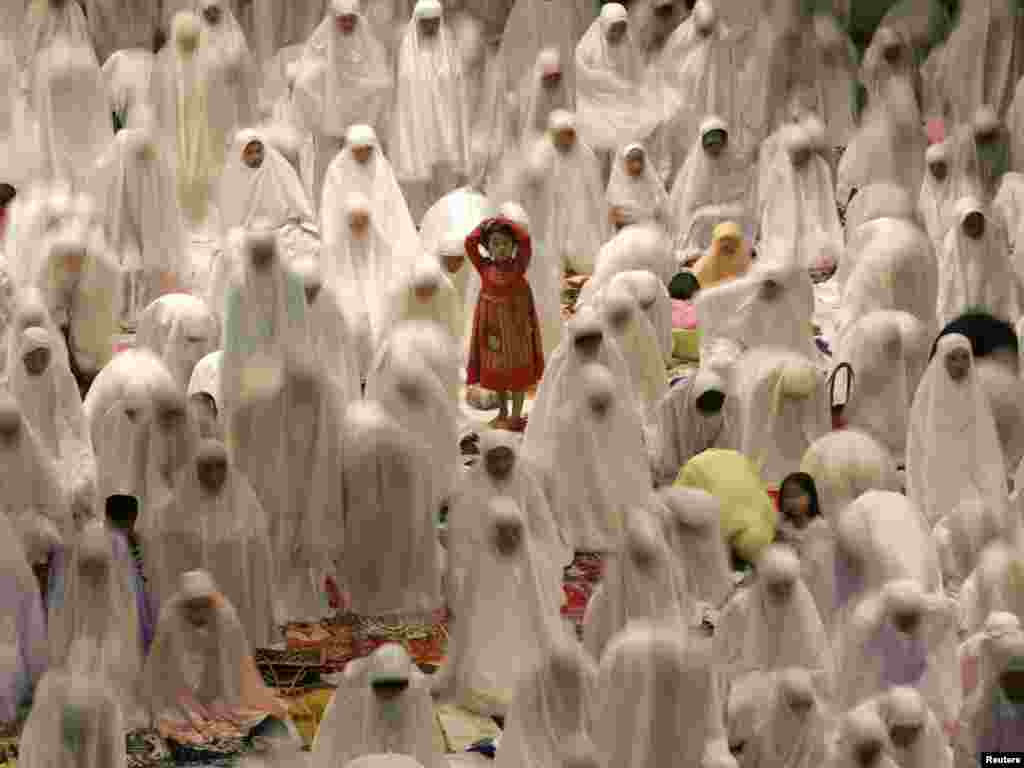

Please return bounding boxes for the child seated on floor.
[105,495,157,653]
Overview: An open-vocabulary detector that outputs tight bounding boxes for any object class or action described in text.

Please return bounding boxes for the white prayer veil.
[958,612,1021,701]
[516,47,572,150]
[742,667,830,768]
[829,705,901,768]
[937,197,1021,326]
[219,129,316,233]
[668,116,754,257]
[448,428,569,613]
[696,258,820,363]
[31,39,114,193]
[187,349,223,427]
[583,500,690,660]
[291,0,393,143]
[369,319,461,409]
[48,521,143,727]
[17,670,126,768]
[906,333,1009,531]
[657,486,733,610]
[136,293,220,390]
[593,622,730,768]
[336,400,441,618]
[89,122,186,283]
[835,578,961,728]
[289,257,361,403]
[918,141,953,248]
[716,544,833,698]
[596,282,668,421]
[101,49,156,131]
[799,430,900,526]
[498,0,590,103]
[390,0,470,183]
[654,368,730,485]
[876,686,951,768]
[495,638,598,768]
[21,0,92,74]
[759,121,844,272]
[531,109,609,275]
[381,258,462,346]
[730,346,831,486]
[321,124,419,257]
[574,4,660,154]
[577,222,675,307]
[363,345,459,512]
[311,644,444,768]
[146,440,277,648]
[833,492,943,628]
[957,627,1024,758]
[87,0,158,65]
[606,269,673,363]
[836,311,914,462]
[523,304,644,453]
[434,496,569,716]
[5,298,93,495]
[529,362,652,553]
[606,144,670,230]
[0,394,68,538]
[142,570,287,723]
[963,535,1024,636]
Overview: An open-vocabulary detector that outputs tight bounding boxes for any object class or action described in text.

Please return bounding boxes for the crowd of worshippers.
[4,0,1024,766]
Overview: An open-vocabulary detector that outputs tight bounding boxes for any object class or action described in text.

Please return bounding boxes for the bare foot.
[489,415,509,429]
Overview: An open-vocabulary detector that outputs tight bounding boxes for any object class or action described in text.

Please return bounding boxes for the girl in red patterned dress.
[465,217,545,432]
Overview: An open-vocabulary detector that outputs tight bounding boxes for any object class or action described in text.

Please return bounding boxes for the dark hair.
[669,271,700,301]
[0,184,16,208]
[778,473,821,519]
[484,220,517,244]
[930,312,1019,362]
[105,494,140,530]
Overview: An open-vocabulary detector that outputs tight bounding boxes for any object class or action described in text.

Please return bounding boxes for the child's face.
[553,128,576,153]
[702,130,727,156]
[717,236,740,258]
[624,152,645,178]
[372,679,409,701]
[418,16,441,37]
[541,71,562,90]
[1000,665,1024,702]
[351,144,374,164]
[484,446,516,481]
[414,283,437,302]
[184,597,214,628]
[573,332,603,361]
[443,254,465,275]
[944,347,971,382]
[963,210,986,240]
[22,346,51,377]
[890,608,920,635]
[764,578,794,605]
[494,522,522,556]
[605,20,628,45]
[928,160,948,182]
[349,209,371,237]
[781,486,811,530]
[888,723,922,750]
[202,3,222,26]
[196,456,228,494]
[488,231,516,262]
[336,13,358,34]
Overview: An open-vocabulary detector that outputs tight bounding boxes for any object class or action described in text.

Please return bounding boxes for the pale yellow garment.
[691,221,751,289]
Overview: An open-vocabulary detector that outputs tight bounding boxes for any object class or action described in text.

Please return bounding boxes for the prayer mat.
[282,688,333,748]
[436,704,502,753]
[562,552,607,638]
[284,617,356,673]
[256,646,327,692]
[126,728,173,768]
[0,736,16,767]
[352,610,449,669]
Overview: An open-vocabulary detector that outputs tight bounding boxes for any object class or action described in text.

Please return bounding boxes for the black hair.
[778,472,821,520]
[0,184,16,208]
[484,220,517,244]
[105,494,140,530]
[669,271,701,301]
[930,311,1019,362]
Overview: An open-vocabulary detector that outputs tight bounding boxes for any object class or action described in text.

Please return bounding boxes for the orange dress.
[465,220,545,392]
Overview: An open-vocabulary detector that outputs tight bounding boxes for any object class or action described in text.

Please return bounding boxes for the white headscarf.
[875,686,952,768]
[218,129,316,233]
[498,0,590,102]
[574,4,660,154]
[320,124,420,275]
[101,49,156,130]
[828,705,901,768]
[836,311,917,463]
[906,333,1009,532]
[86,0,159,65]
[606,269,673,363]
[47,522,143,727]
[390,0,470,183]
[592,623,730,768]
[742,668,830,768]
[136,293,220,390]
[654,368,730,486]
[335,401,441,618]
[606,144,669,230]
[494,639,598,768]
[186,349,223,426]
[835,579,961,728]
[311,644,445,768]
[716,545,834,696]
[958,612,1021,700]
[21,0,93,76]
[291,0,393,141]
[577,222,675,307]
[17,671,126,768]
[448,429,569,613]
[657,486,734,611]
[918,141,953,248]
[146,439,276,649]
[937,197,1021,326]
[381,259,462,347]
[668,116,754,257]
[31,39,114,194]
[368,319,462,410]
[956,627,1024,756]
[530,110,609,275]
[433,496,569,716]
[516,47,572,150]
[583,503,689,661]
[530,362,652,553]
[962,536,1024,636]
[5,298,92,495]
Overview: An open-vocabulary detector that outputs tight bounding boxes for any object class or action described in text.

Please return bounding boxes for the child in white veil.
[135,293,220,391]
[873,686,952,768]
[605,143,669,231]
[740,667,830,768]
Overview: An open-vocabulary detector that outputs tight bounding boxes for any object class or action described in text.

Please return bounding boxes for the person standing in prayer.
[605,143,669,231]
[291,0,394,203]
[464,216,544,431]
[391,0,471,222]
